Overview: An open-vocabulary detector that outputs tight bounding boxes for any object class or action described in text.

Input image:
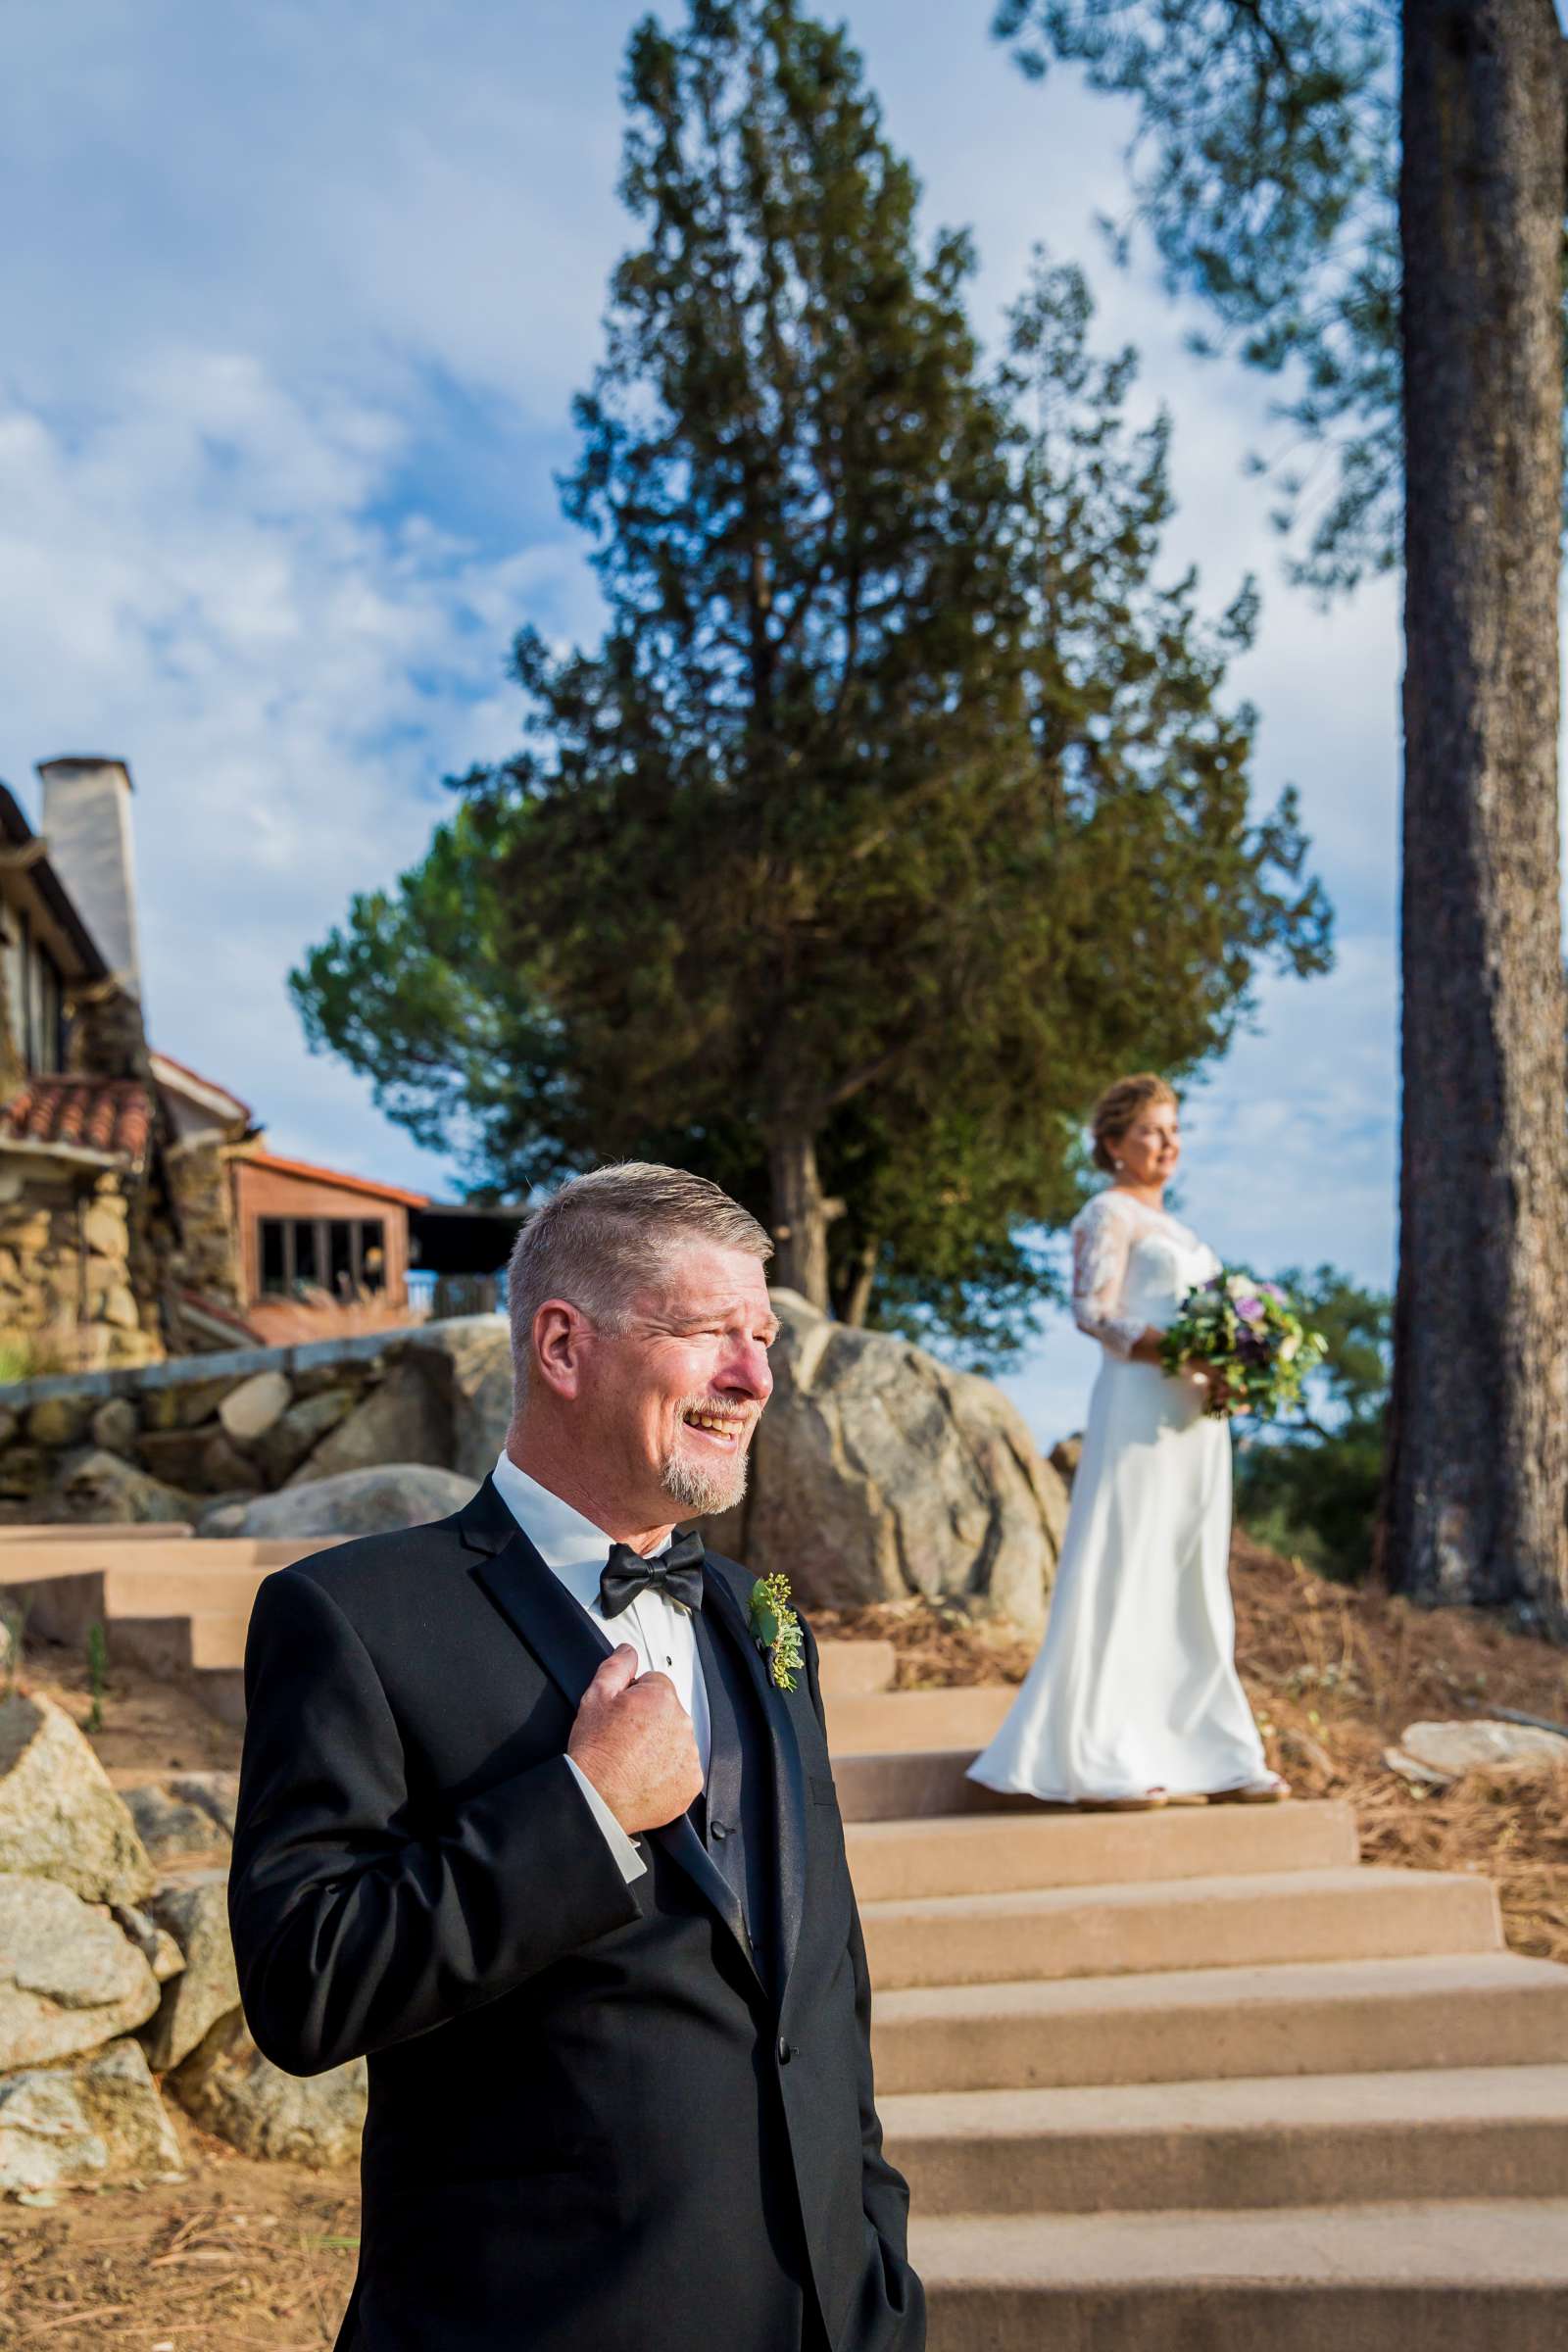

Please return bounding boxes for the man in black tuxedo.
[228,1162,924,2352]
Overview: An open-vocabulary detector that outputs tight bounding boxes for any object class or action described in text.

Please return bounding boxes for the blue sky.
[0,0,1402,1444]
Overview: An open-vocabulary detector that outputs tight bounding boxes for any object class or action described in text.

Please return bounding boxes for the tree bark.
[1385,0,1568,1620]
[766,1125,834,1311]
[842,1237,879,1329]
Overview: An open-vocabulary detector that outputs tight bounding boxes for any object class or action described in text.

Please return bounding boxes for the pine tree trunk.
[766,1125,833,1311]
[1385,0,1568,1619]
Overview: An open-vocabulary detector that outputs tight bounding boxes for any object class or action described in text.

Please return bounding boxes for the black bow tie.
[600,1530,707,1620]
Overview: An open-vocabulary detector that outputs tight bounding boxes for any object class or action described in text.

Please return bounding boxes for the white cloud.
[0,0,1411,1357]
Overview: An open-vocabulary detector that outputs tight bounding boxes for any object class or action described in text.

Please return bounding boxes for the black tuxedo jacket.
[227,1478,924,2352]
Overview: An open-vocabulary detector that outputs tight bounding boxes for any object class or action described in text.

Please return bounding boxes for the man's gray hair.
[507,1162,772,1386]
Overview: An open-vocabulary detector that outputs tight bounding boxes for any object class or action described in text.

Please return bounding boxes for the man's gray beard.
[661,1444,750,1519]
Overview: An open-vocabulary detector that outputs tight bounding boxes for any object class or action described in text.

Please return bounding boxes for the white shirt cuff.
[564,1755,648,1886]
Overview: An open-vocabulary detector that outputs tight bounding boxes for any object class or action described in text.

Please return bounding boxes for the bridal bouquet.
[1159,1270,1328,1421]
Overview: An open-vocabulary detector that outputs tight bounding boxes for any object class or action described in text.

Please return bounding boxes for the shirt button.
[777,2038,794,2065]
[711,1821,729,1841]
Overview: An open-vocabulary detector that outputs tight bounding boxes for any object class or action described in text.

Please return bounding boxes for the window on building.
[256,1215,392,1298]
[0,906,66,1076]
[0,910,23,1068]
[30,946,63,1074]
[259,1218,287,1295]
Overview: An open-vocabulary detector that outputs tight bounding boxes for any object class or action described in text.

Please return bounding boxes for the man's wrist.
[564,1754,647,1886]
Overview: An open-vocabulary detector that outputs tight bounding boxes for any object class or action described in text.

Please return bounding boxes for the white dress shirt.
[489,1448,711,1889]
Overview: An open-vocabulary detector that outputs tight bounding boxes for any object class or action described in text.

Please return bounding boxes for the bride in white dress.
[969,1073,1285,1810]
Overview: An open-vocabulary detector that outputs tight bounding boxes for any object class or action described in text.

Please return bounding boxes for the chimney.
[36,757,144,1001]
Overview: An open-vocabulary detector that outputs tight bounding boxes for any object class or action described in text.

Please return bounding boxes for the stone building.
[1,758,505,1370]
[0,763,164,1369]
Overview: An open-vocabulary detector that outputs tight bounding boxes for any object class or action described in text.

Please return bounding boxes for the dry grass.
[0,2134,359,2349]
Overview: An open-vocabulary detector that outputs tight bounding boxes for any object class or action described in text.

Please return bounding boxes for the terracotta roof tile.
[0,1077,153,1167]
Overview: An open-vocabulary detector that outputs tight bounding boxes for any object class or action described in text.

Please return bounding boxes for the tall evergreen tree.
[993,0,1568,1623]
[293,2,1329,1352]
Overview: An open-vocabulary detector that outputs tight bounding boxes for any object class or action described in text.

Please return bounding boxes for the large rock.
[285,1361,450,1487]
[169,2011,367,2166]
[46,1448,195,1527]
[169,1772,239,1838]
[138,1870,240,2072]
[0,2038,183,2195]
[123,1784,232,1866]
[135,1428,221,1490]
[110,1902,185,1984]
[0,1874,162,2068]
[200,1464,476,1542]
[1397,1718,1568,1783]
[1050,1433,1084,1487]
[199,1432,263,1494]
[403,1316,514,1481]
[710,1292,1068,1638]
[89,1396,139,1457]
[252,1387,359,1485]
[26,1395,92,1448]
[0,1692,155,1904]
[218,1369,292,1444]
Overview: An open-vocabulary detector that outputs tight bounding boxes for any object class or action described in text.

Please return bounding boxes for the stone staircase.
[3,1529,1567,2343]
[842,1713,1568,2349]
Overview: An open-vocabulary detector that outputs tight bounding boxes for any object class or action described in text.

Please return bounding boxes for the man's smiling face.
[581,1240,777,1520]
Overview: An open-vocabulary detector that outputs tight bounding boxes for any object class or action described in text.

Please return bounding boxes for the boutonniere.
[747,1572,804,1693]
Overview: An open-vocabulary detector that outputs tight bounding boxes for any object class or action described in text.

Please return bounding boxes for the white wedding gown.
[969,1190,1268,1802]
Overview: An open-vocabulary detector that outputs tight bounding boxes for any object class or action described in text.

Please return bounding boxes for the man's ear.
[531,1299,589,1400]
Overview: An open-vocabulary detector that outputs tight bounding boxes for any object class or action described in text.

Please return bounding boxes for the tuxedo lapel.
[460,1480,761,1988]
[701,1560,808,1994]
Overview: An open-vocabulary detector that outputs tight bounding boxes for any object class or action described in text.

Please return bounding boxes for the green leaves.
[748,1570,804,1690]
[290,0,1334,1363]
[995,0,1401,591]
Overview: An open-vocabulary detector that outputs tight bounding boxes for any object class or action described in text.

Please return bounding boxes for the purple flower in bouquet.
[1162,1264,1330,1420]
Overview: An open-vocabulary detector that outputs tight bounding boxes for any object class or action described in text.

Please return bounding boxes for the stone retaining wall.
[0,1316,512,1519]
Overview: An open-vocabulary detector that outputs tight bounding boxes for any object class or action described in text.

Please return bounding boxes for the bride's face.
[1115,1104,1180,1186]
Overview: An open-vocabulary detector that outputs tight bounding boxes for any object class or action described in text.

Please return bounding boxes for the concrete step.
[825,1686,1015,1754]
[833,1747,1057,1819]
[814,1640,896,1697]
[860,1868,1499,1989]
[109,1608,251,1677]
[0,1558,278,1648]
[914,2198,1568,2352]
[883,2065,1568,2214]
[871,1952,1568,2094]
[0,1539,313,1577]
[0,1522,194,1543]
[845,1803,1359,1900]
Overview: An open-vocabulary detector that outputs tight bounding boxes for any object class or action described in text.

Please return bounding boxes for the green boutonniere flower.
[747,1572,804,1693]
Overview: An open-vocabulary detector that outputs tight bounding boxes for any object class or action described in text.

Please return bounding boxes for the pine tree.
[294,3,1330,1354]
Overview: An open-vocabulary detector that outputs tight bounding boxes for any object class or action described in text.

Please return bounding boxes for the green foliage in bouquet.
[1159,1268,1328,1421]
[1234,1265,1391,1582]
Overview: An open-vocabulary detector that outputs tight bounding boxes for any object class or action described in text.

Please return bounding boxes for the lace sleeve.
[1071,1195,1147,1361]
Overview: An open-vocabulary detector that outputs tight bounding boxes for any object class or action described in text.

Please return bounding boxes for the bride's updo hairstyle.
[1090,1073,1178,1173]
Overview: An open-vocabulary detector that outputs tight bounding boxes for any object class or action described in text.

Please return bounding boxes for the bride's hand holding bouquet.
[1159,1270,1327,1420]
